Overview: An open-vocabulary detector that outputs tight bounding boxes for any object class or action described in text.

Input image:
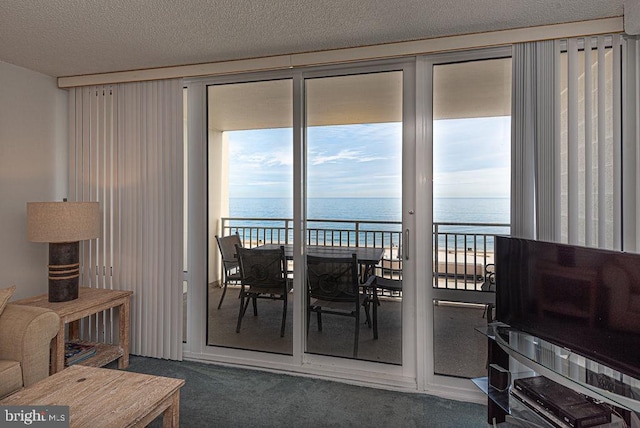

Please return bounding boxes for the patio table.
[257,243,384,266]
[255,244,385,338]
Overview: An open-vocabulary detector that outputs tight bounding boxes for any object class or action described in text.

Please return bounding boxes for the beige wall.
[0,61,68,300]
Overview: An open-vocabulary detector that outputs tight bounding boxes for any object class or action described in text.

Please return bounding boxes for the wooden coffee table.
[0,365,185,427]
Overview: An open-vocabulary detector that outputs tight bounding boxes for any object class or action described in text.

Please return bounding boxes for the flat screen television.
[495,236,640,379]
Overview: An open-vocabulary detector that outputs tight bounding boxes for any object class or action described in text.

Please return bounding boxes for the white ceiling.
[0,0,624,78]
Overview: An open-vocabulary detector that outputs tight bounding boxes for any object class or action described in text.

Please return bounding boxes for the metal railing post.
[433,223,439,286]
[285,219,290,245]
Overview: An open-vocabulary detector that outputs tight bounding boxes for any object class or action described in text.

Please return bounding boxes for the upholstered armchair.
[0,303,60,398]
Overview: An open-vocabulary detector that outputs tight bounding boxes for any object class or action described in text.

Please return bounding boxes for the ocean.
[228,197,510,249]
[229,197,509,224]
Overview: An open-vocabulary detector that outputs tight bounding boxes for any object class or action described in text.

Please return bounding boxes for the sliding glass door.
[427,50,512,379]
[206,78,294,355]
[200,65,413,365]
[187,59,415,388]
[303,68,408,364]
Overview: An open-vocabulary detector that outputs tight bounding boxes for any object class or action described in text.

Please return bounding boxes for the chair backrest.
[236,245,286,290]
[215,234,242,269]
[482,263,496,292]
[307,254,358,302]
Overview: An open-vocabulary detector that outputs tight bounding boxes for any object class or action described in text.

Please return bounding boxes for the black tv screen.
[495,236,640,378]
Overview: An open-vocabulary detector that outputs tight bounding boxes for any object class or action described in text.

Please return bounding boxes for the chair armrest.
[362,276,378,304]
[0,304,60,386]
[363,275,377,289]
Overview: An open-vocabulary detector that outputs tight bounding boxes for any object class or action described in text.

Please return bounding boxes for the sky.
[227,116,510,199]
[433,116,511,198]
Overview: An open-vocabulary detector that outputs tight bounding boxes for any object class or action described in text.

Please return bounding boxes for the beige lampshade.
[27,202,101,243]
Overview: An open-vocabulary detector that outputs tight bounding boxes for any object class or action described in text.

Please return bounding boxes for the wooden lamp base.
[48,242,80,302]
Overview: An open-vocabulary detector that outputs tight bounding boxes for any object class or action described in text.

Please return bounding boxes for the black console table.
[473,323,640,427]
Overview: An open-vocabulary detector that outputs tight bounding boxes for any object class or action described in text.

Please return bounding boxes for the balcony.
[207,217,508,376]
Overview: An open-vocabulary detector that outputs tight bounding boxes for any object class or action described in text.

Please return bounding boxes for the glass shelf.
[472,370,537,413]
[471,377,554,428]
[477,323,640,414]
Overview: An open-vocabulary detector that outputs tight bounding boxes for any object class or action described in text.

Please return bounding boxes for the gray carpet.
[121,355,489,427]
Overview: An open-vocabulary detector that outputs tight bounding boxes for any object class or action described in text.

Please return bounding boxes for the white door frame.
[183,50,509,401]
[418,46,512,396]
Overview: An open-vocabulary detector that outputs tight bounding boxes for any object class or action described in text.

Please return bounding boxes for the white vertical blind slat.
[103,87,110,292]
[554,40,562,240]
[597,37,607,247]
[584,38,594,247]
[105,86,114,342]
[135,82,145,356]
[95,87,103,340]
[567,38,579,244]
[90,87,98,293]
[153,81,159,356]
[81,88,92,280]
[171,81,182,353]
[612,34,622,250]
[160,81,169,355]
[148,81,158,356]
[68,88,76,199]
[535,40,557,241]
[144,82,151,356]
[95,88,102,290]
[511,43,537,239]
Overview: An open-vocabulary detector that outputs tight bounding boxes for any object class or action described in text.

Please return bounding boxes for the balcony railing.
[220,217,510,291]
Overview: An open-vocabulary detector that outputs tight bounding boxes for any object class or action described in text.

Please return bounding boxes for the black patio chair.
[215,234,243,309]
[307,254,375,357]
[369,276,402,340]
[235,245,291,337]
[482,263,496,322]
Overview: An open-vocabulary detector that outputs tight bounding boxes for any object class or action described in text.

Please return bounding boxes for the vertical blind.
[512,35,628,250]
[69,79,184,360]
[510,42,539,240]
[511,40,557,241]
[561,35,622,249]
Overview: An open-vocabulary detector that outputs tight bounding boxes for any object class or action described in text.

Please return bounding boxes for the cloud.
[234,150,292,167]
[310,149,385,165]
[227,128,293,169]
[245,181,288,186]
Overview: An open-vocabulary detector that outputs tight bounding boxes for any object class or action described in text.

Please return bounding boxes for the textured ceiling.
[0,0,624,78]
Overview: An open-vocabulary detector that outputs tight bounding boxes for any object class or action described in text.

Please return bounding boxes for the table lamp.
[27,201,100,302]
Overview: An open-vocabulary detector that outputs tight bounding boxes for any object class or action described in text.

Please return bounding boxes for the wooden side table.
[12,287,133,374]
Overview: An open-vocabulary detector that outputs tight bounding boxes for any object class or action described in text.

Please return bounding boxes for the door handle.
[404,228,409,260]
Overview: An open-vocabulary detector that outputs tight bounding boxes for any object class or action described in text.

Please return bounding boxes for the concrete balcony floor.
[205,284,488,378]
